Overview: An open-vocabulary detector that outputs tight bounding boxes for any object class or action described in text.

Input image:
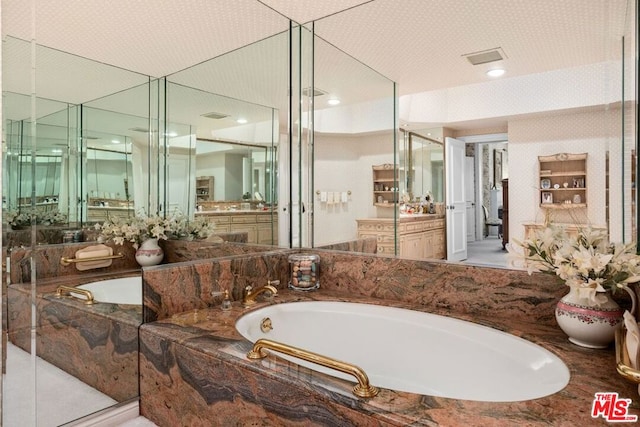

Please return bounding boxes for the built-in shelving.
[372,164,399,207]
[538,153,587,209]
[196,176,214,203]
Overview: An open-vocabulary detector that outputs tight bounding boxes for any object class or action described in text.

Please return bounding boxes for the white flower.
[510,225,640,306]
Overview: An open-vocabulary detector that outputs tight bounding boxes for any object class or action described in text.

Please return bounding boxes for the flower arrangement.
[168,212,216,240]
[6,208,67,227]
[96,212,172,248]
[508,225,640,305]
[96,211,216,248]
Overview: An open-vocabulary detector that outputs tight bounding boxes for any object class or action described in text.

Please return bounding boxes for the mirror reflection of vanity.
[357,130,446,259]
[192,138,278,245]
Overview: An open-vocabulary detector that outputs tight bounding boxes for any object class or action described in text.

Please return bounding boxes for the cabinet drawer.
[231,215,257,224]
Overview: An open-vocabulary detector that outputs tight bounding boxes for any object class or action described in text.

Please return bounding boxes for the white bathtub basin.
[75,276,141,305]
[236,301,570,402]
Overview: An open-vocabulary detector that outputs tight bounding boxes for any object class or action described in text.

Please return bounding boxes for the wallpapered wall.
[508,108,622,243]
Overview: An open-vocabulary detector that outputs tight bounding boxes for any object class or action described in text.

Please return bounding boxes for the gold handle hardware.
[246,338,379,398]
[615,326,640,383]
[60,253,124,266]
[55,285,95,305]
[260,317,273,333]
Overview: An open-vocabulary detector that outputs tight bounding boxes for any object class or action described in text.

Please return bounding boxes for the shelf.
[540,203,587,209]
[539,171,586,177]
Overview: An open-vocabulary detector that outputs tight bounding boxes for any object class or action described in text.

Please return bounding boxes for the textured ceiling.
[1,0,632,135]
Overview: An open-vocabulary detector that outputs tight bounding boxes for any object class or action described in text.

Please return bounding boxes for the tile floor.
[463,235,510,268]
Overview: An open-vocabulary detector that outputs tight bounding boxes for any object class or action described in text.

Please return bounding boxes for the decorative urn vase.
[135,238,164,267]
[555,286,636,349]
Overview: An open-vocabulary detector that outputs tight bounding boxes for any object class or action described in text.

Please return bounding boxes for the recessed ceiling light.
[487,68,505,77]
[111,139,121,144]
[236,118,248,124]
[328,98,340,106]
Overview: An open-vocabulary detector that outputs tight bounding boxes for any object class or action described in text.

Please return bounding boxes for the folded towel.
[623,310,640,397]
[74,244,113,271]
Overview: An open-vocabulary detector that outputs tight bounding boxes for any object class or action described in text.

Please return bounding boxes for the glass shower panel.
[2,36,151,426]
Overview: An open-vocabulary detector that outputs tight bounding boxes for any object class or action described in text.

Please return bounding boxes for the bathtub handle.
[246,338,379,398]
[55,285,95,305]
[60,253,124,266]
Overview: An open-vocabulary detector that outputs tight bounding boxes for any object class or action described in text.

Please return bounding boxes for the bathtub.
[236,301,570,402]
[75,276,142,305]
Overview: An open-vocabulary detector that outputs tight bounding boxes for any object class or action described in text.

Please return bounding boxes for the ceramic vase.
[135,238,164,267]
[555,286,636,349]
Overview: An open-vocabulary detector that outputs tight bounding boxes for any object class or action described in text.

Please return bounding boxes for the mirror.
[401,131,444,204]
[195,139,271,206]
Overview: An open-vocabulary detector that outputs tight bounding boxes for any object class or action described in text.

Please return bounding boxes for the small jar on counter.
[288,254,320,291]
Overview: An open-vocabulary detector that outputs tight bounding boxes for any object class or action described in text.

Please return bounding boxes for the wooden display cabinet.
[372,164,399,207]
[196,176,214,203]
[539,153,587,209]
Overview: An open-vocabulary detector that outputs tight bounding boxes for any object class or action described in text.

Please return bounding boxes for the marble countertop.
[142,288,640,425]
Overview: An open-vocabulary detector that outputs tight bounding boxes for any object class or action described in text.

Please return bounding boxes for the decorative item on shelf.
[541,178,551,189]
[135,237,164,267]
[508,225,640,348]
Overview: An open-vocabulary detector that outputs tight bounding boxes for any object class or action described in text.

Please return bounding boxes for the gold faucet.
[242,281,278,307]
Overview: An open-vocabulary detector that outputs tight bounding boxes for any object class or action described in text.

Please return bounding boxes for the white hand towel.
[320,191,327,202]
[333,192,341,204]
[327,192,335,204]
[625,310,640,369]
[341,191,348,203]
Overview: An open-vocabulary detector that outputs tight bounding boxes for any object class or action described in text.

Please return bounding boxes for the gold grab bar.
[55,285,95,305]
[247,338,379,398]
[60,253,124,266]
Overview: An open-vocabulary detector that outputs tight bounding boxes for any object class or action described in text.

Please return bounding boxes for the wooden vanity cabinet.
[356,216,445,260]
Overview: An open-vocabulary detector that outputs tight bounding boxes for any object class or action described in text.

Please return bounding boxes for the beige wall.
[507,108,621,243]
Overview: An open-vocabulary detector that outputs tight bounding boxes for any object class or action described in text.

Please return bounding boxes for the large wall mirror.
[401,131,444,204]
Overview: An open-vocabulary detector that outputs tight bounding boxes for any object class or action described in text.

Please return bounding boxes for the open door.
[445,137,467,261]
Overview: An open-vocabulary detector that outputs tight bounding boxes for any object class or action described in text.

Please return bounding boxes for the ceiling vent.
[462,47,507,65]
[302,87,327,97]
[128,127,149,133]
[201,111,229,120]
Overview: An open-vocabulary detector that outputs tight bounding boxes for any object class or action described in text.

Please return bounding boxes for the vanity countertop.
[195,209,276,215]
[140,287,640,426]
[357,213,445,222]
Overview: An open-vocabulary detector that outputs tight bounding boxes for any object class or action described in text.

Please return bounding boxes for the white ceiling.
[1,0,632,136]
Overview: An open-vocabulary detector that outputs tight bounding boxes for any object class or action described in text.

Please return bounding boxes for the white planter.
[135,238,164,267]
[555,287,635,349]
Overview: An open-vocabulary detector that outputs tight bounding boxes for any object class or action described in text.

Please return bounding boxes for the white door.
[464,156,476,242]
[445,137,467,261]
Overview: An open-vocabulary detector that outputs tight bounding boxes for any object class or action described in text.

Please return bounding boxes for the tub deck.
[7,271,142,401]
[139,288,639,426]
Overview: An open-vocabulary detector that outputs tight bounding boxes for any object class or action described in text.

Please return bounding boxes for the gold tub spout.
[247,338,379,398]
[55,285,95,305]
[242,283,278,307]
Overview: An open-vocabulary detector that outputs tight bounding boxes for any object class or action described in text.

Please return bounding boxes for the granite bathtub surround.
[7,272,141,401]
[316,236,377,253]
[138,250,639,426]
